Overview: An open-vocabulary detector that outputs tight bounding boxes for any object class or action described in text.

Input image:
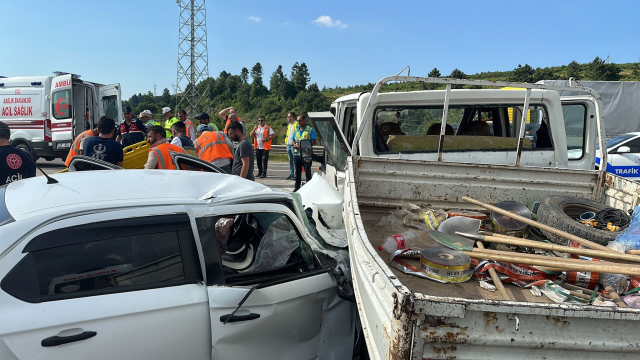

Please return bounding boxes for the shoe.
[257,172,263,177]
[259,173,267,178]
[286,175,294,180]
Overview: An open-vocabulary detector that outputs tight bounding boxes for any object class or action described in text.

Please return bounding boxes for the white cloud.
[248,16,260,22]
[312,15,347,29]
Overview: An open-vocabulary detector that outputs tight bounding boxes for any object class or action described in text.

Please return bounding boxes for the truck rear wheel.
[14,142,39,163]
[536,196,619,246]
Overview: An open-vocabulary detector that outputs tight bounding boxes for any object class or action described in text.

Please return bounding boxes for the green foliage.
[566,61,581,79]
[449,68,466,79]
[509,64,535,83]
[428,68,441,78]
[586,57,621,81]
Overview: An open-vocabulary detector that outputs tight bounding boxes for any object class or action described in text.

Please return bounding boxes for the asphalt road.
[36,158,321,192]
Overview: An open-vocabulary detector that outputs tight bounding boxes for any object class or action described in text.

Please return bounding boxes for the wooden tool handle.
[476,242,512,301]
[604,285,628,308]
[555,281,612,299]
[462,196,617,254]
[463,251,640,276]
[627,250,640,255]
[480,235,640,264]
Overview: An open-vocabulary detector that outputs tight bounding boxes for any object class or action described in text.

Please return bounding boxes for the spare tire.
[537,196,619,246]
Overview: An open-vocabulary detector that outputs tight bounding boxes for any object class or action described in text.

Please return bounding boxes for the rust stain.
[511,338,515,343]
[425,331,469,345]
[495,325,505,334]
[546,315,570,327]
[432,345,457,359]
[483,312,498,331]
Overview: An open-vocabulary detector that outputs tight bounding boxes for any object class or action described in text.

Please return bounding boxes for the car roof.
[4,170,271,220]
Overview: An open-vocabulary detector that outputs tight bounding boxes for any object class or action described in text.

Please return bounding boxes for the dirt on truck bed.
[360,206,554,304]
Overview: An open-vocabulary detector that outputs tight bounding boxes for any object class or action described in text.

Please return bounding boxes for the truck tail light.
[44,119,52,142]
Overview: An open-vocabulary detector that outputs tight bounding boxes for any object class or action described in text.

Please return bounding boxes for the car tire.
[14,142,39,162]
[537,196,620,246]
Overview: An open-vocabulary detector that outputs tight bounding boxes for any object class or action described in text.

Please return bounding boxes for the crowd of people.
[0,107,318,190]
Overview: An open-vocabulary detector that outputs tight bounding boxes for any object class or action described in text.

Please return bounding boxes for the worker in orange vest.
[250,116,275,178]
[219,107,246,135]
[64,128,98,167]
[178,109,197,141]
[194,126,234,173]
[143,125,186,170]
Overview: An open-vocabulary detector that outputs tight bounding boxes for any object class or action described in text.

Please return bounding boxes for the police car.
[0,170,356,360]
[595,132,640,180]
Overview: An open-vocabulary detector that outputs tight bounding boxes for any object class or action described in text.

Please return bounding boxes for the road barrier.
[257,145,324,156]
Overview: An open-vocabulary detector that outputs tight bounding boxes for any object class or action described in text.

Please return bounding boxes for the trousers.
[294,156,312,191]
[256,149,269,175]
[286,145,295,177]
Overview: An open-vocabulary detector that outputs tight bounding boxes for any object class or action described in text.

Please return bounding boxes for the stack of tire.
[537,196,620,246]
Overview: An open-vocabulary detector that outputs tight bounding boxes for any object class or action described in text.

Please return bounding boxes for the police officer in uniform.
[0,121,36,185]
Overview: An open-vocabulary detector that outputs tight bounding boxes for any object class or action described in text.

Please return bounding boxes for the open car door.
[560,96,599,171]
[308,111,351,193]
[98,84,122,127]
[67,155,123,172]
[169,152,226,173]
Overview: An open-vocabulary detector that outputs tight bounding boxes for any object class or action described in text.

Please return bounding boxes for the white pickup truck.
[309,75,640,359]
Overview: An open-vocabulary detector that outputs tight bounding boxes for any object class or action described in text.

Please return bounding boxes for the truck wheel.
[14,142,39,163]
[536,196,619,246]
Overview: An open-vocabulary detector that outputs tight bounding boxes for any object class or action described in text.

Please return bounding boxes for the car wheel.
[14,142,39,162]
[537,196,621,246]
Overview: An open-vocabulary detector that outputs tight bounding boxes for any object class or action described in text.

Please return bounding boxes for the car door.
[170,152,225,173]
[67,155,123,171]
[609,136,640,179]
[0,207,211,360]
[194,203,355,360]
[98,84,122,127]
[308,111,352,194]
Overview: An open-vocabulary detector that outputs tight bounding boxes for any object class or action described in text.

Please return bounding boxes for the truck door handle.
[219,313,260,323]
[41,331,97,347]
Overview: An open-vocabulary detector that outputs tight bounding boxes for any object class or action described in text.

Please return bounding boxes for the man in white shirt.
[250,116,276,178]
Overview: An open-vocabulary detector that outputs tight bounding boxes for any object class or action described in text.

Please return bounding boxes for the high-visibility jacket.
[253,125,273,150]
[223,117,242,134]
[285,121,298,145]
[65,129,94,167]
[194,131,233,163]
[145,120,161,128]
[293,125,313,156]
[164,116,180,138]
[185,120,196,140]
[149,142,186,170]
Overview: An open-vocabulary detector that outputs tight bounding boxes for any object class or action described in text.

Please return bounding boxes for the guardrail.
[257,145,324,156]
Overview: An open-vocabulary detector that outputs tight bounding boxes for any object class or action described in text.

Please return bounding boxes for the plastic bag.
[599,241,629,294]
[376,214,404,230]
[214,217,234,255]
[254,217,300,271]
[623,293,640,308]
[616,206,640,250]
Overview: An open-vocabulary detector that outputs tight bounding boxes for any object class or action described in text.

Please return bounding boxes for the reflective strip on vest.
[254,125,272,150]
[151,148,167,169]
[151,143,186,170]
[293,126,311,155]
[65,130,93,167]
[195,131,233,162]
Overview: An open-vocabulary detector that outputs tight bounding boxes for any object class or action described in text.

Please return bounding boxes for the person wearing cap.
[178,110,197,141]
[196,124,209,138]
[193,124,234,174]
[170,121,195,149]
[140,110,159,128]
[117,106,147,147]
[250,116,275,178]
[144,125,187,170]
[162,107,180,139]
[195,112,219,133]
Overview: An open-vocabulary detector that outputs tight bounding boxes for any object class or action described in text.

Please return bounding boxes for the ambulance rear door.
[50,74,73,145]
[99,84,122,130]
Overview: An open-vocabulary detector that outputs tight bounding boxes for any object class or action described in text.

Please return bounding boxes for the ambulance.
[0,72,121,161]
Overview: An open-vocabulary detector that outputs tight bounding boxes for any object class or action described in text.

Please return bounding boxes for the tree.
[130,94,140,108]
[161,88,171,103]
[250,63,263,82]
[428,68,441,78]
[270,65,286,94]
[291,62,310,92]
[240,67,249,84]
[449,68,466,79]
[533,67,555,82]
[509,64,535,83]
[566,61,581,79]
[586,57,621,81]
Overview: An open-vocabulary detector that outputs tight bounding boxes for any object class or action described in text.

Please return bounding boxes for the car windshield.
[597,134,636,150]
[0,186,15,227]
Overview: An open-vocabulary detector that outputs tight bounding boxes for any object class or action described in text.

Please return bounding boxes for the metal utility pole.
[176,0,209,117]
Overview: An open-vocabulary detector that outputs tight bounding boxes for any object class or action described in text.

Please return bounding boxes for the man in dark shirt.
[83,117,124,167]
[170,121,195,149]
[0,121,36,185]
[227,121,255,181]
[116,106,147,147]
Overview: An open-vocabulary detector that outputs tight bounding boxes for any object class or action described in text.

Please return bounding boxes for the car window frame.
[194,204,321,287]
[1,212,203,303]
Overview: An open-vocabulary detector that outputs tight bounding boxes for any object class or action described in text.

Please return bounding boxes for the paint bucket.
[420,247,472,283]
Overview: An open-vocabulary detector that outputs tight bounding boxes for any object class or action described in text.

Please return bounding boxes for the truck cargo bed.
[360,206,554,304]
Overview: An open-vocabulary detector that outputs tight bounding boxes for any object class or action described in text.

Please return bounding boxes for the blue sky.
[2,0,640,99]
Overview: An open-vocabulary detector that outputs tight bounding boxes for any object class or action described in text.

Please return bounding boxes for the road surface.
[36,158,321,192]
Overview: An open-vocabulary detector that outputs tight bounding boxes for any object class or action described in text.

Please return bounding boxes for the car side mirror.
[617,146,631,154]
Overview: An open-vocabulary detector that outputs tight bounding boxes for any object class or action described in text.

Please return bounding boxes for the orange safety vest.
[185,120,195,139]
[253,125,273,150]
[64,129,94,167]
[194,131,233,163]
[223,117,243,134]
[149,142,186,170]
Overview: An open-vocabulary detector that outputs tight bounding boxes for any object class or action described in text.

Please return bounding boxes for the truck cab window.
[563,104,587,160]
